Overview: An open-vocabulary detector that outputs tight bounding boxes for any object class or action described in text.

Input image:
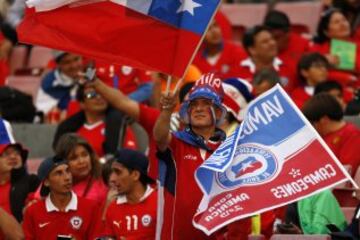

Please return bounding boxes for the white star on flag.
[177,0,202,16]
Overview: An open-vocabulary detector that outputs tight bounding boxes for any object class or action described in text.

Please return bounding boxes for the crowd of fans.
[1,0,360,239]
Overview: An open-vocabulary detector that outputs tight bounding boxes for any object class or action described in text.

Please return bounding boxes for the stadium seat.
[221,3,267,29]
[9,45,28,74]
[333,188,358,207]
[5,75,42,101]
[27,158,43,174]
[27,46,54,69]
[270,234,331,240]
[341,207,356,224]
[275,1,323,34]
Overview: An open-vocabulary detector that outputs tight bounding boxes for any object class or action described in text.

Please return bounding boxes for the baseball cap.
[112,149,155,184]
[37,156,67,196]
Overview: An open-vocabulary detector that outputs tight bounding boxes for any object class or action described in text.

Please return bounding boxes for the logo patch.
[121,66,133,75]
[70,216,83,230]
[216,144,279,189]
[141,214,152,227]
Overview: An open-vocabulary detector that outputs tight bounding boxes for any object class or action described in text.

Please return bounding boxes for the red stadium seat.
[28,46,53,69]
[5,75,42,101]
[270,234,331,240]
[9,45,28,74]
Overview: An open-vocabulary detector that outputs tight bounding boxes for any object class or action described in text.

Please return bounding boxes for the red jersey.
[77,121,105,157]
[95,61,151,94]
[0,181,11,215]
[159,132,223,240]
[323,122,360,176]
[193,41,247,79]
[104,186,157,240]
[290,86,314,110]
[22,192,97,240]
[0,34,9,87]
[138,104,161,180]
[279,33,310,69]
[235,57,297,93]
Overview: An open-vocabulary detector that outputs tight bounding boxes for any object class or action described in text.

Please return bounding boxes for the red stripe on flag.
[17,2,200,77]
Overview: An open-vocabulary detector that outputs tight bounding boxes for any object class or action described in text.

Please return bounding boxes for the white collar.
[45,191,78,212]
[116,185,154,205]
[304,86,315,96]
[240,57,283,73]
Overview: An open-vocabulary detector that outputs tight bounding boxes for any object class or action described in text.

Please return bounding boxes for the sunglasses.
[84,91,99,100]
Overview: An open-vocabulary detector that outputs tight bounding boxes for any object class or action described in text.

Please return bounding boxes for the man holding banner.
[153,73,227,239]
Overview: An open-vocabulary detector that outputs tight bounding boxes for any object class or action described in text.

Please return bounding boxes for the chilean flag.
[0,119,15,153]
[17,0,220,77]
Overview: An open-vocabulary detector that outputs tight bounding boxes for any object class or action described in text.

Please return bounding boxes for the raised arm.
[153,92,177,151]
[90,79,140,121]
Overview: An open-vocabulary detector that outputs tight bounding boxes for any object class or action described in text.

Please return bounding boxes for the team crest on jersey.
[141,214,152,227]
[216,144,279,189]
[70,216,83,230]
[221,64,230,74]
[121,66,133,75]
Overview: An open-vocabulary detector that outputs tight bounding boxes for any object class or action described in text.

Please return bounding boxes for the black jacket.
[10,167,40,222]
[53,108,128,154]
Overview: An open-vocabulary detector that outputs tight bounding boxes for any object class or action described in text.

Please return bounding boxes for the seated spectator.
[35,51,84,123]
[0,15,17,86]
[311,8,360,86]
[252,68,280,96]
[53,84,131,157]
[264,10,310,76]
[282,190,346,234]
[302,93,360,176]
[314,80,347,111]
[192,20,247,79]
[99,149,157,239]
[0,142,40,222]
[291,53,330,109]
[22,156,97,239]
[237,25,296,92]
[55,133,108,204]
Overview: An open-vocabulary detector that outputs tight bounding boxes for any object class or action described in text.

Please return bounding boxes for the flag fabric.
[193,84,354,235]
[0,118,15,153]
[17,0,220,77]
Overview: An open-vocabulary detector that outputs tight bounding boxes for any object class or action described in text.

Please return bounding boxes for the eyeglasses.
[84,91,99,100]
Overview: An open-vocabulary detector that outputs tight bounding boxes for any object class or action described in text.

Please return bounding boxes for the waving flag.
[193,85,354,235]
[17,0,220,77]
[0,118,15,153]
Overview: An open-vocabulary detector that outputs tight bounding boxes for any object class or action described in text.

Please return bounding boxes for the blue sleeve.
[128,82,153,102]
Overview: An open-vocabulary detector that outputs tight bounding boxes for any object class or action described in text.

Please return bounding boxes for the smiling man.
[22,156,97,240]
[153,73,227,239]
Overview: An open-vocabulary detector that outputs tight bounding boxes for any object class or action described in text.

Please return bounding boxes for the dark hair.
[101,158,114,186]
[263,10,290,32]
[179,82,195,103]
[297,53,329,83]
[124,166,152,187]
[242,25,270,54]
[253,68,280,87]
[302,93,343,122]
[76,84,86,102]
[55,133,102,179]
[314,8,344,44]
[314,80,343,95]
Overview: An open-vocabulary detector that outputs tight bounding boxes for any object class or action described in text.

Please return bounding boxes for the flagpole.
[165,75,172,95]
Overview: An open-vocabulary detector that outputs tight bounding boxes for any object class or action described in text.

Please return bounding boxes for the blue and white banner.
[193,84,354,235]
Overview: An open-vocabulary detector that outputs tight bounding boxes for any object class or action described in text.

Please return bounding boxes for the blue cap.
[38,156,67,196]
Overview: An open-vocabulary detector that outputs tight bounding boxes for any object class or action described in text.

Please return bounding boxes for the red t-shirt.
[104,186,157,240]
[290,86,313,110]
[279,33,310,69]
[138,104,161,180]
[77,121,106,157]
[235,57,297,93]
[0,34,9,87]
[193,41,247,79]
[0,181,11,215]
[22,194,97,240]
[323,122,360,176]
[95,61,151,94]
[161,135,222,240]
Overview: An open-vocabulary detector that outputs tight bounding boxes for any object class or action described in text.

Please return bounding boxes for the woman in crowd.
[55,133,108,204]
